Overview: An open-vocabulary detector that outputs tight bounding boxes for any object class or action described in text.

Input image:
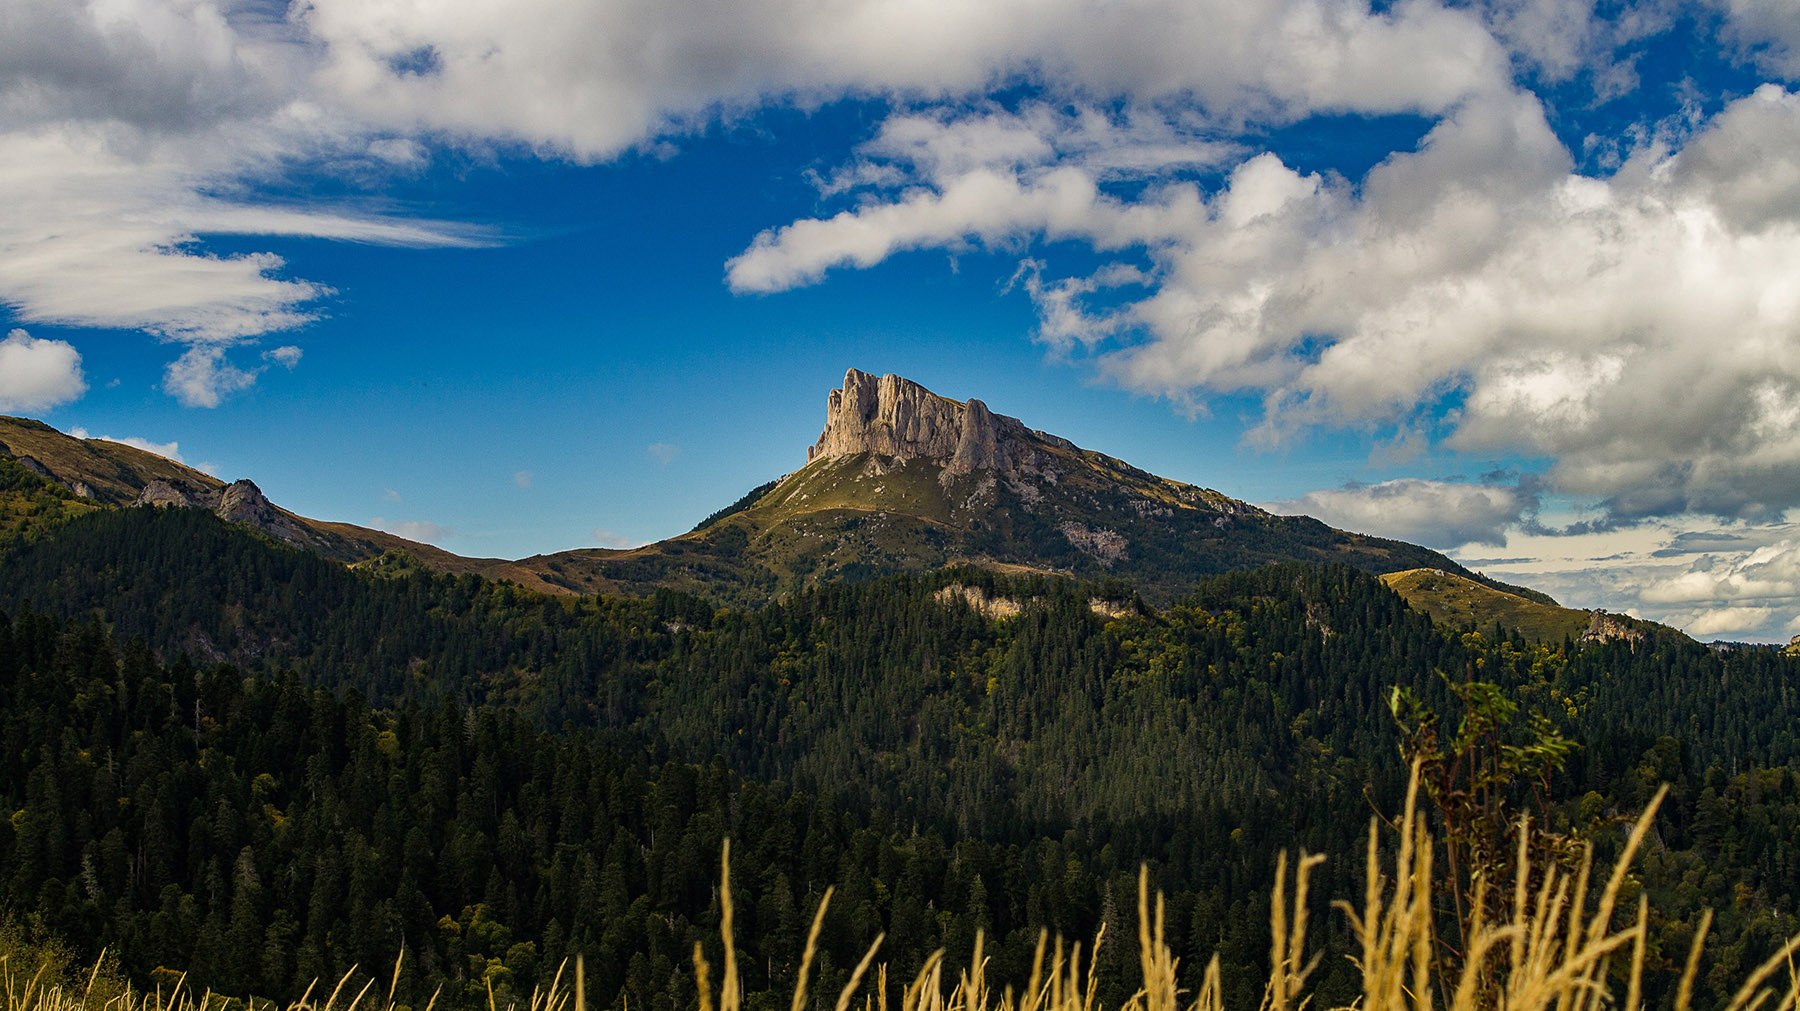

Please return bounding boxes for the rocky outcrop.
[136,477,321,551]
[3,452,93,498]
[934,583,1024,620]
[809,369,1040,478]
[1059,521,1128,565]
[1581,609,1647,646]
[136,479,201,508]
[14,455,53,481]
[216,479,278,528]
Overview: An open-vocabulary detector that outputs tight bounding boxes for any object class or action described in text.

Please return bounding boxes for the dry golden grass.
[9,767,1799,1011]
[682,766,1800,1011]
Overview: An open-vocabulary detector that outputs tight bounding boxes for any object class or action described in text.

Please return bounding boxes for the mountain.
[3,371,1543,605]
[522,369,1544,603]
[2,392,1794,1011]
[2,371,1545,606]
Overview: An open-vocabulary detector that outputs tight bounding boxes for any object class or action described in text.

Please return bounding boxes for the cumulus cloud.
[1631,532,1800,639]
[163,346,260,408]
[1640,537,1800,606]
[1683,605,1779,638]
[1717,0,1800,75]
[301,0,1505,160]
[1446,517,1800,641]
[1,0,1517,407]
[0,329,87,412]
[741,83,1800,530]
[1270,477,1535,548]
[728,104,1230,294]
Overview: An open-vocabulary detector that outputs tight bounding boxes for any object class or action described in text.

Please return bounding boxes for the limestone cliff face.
[809,369,1049,477]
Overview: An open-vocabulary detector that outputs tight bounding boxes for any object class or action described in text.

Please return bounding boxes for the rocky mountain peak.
[136,477,322,553]
[808,369,1039,477]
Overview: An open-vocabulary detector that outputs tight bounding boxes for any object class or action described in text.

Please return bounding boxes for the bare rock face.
[136,479,200,509]
[216,479,275,527]
[1581,609,1647,646]
[808,369,1030,478]
[137,476,319,551]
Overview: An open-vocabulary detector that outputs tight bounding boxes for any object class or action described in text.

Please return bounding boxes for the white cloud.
[728,104,1229,294]
[646,442,680,465]
[1640,537,1800,606]
[1270,477,1534,548]
[264,345,303,368]
[0,0,1513,406]
[741,85,1800,530]
[1454,518,1800,642]
[69,426,183,463]
[163,346,260,408]
[301,0,1505,160]
[370,516,453,544]
[1468,0,1677,98]
[591,527,634,548]
[513,470,532,489]
[1682,605,1778,638]
[0,329,87,412]
[1718,0,1800,75]
[0,0,487,405]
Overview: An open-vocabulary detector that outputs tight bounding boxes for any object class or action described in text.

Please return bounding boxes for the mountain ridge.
[512,369,1550,604]
[3,371,1548,610]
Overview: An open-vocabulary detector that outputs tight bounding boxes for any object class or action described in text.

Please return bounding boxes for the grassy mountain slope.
[524,443,1533,606]
[0,416,214,505]
[1381,567,1686,645]
[0,415,481,567]
[1382,567,1593,643]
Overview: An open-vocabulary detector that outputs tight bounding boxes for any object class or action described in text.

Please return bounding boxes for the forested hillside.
[2,506,1799,1010]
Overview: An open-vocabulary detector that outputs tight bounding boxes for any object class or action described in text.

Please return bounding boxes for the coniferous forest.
[2,505,1799,1010]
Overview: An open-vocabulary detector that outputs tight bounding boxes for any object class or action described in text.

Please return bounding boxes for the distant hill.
[0,414,510,572]
[1380,567,1686,646]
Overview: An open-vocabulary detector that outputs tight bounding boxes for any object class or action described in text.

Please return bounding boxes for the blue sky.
[5,0,1800,640]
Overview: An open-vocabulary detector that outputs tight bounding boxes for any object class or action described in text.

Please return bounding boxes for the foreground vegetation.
[7,776,1798,1011]
[3,508,1800,1010]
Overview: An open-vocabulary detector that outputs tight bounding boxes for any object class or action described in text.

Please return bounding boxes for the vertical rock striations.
[809,368,1039,477]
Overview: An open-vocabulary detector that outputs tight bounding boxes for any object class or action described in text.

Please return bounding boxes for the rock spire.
[809,369,1027,476]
